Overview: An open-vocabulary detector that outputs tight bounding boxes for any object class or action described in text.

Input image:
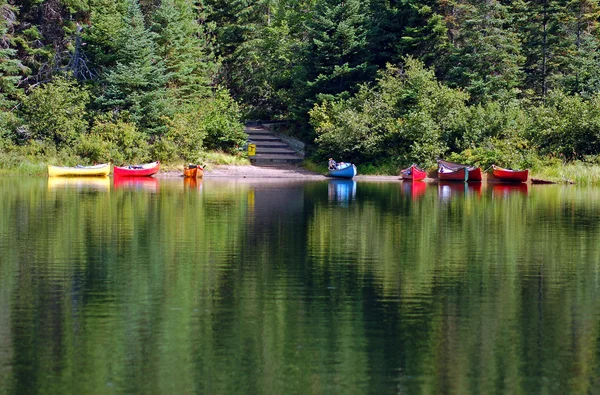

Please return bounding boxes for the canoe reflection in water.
[492,182,529,198]
[401,180,427,200]
[328,179,357,204]
[438,182,482,201]
[184,177,203,191]
[47,176,110,192]
[113,176,159,193]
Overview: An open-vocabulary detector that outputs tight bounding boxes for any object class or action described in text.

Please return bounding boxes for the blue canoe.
[328,163,357,179]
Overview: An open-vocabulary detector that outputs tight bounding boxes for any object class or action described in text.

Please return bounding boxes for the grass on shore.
[0,149,251,175]
[531,162,600,185]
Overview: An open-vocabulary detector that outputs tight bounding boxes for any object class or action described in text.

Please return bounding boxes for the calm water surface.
[1,176,600,394]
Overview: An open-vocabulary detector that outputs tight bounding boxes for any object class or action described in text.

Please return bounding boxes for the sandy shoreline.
[157,164,402,181]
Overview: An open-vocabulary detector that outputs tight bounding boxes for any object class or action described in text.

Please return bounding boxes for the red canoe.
[401,164,427,181]
[492,165,528,183]
[114,161,160,177]
[437,159,482,181]
[438,165,468,182]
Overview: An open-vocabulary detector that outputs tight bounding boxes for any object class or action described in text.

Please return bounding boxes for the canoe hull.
[48,164,111,177]
[467,167,482,181]
[329,163,357,179]
[437,159,482,181]
[492,165,528,183]
[184,165,204,178]
[114,161,159,177]
[401,165,427,181]
[438,166,469,182]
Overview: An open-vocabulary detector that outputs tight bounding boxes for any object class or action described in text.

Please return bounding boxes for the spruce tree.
[0,1,21,108]
[556,0,600,95]
[96,0,169,135]
[396,0,450,69]
[298,0,372,121]
[448,0,525,102]
[83,0,127,70]
[152,0,217,103]
[512,0,569,98]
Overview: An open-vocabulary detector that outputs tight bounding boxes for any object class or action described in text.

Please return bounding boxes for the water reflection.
[438,181,484,201]
[401,180,427,199]
[47,176,110,192]
[492,182,529,198]
[328,179,356,204]
[183,177,203,191]
[113,176,159,192]
[438,181,467,201]
[2,178,600,394]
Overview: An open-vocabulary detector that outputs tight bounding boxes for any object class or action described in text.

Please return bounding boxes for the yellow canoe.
[48,163,111,177]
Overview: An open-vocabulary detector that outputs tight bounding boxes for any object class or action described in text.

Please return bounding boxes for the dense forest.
[2,0,600,170]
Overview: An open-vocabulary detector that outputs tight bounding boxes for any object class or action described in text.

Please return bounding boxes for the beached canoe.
[492,165,529,183]
[438,164,469,182]
[113,161,159,177]
[328,163,357,179]
[48,163,111,177]
[437,159,482,181]
[184,164,204,178]
[401,164,427,181]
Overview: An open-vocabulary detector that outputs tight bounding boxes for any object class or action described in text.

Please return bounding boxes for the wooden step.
[257,147,297,154]
[248,135,282,142]
[251,154,303,165]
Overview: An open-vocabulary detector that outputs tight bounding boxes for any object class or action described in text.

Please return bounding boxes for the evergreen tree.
[152,0,217,103]
[297,0,372,123]
[396,0,450,69]
[448,0,525,103]
[512,0,569,98]
[0,1,21,108]
[83,0,127,71]
[555,0,600,95]
[96,0,169,135]
[203,0,303,117]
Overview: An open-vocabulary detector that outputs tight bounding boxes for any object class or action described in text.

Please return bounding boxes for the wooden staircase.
[246,124,304,165]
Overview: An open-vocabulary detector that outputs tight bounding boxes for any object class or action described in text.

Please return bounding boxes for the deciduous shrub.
[20,76,89,148]
[76,114,150,164]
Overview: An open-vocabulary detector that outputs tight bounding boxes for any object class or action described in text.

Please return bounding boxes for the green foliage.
[20,76,89,147]
[446,136,537,170]
[0,1,22,106]
[201,89,246,153]
[447,0,525,103]
[311,58,468,168]
[76,114,150,164]
[95,0,169,135]
[161,103,209,161]
[525,90,600,160]
[152,0,216,103]
[297,0,372,122]
[83,0,127,68]
[397,3,450,68]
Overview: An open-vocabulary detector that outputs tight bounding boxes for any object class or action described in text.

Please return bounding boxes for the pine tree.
[448,0,525,102]
[96,0,169,135]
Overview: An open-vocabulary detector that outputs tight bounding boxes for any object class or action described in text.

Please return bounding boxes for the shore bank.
[157,164,402,181]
